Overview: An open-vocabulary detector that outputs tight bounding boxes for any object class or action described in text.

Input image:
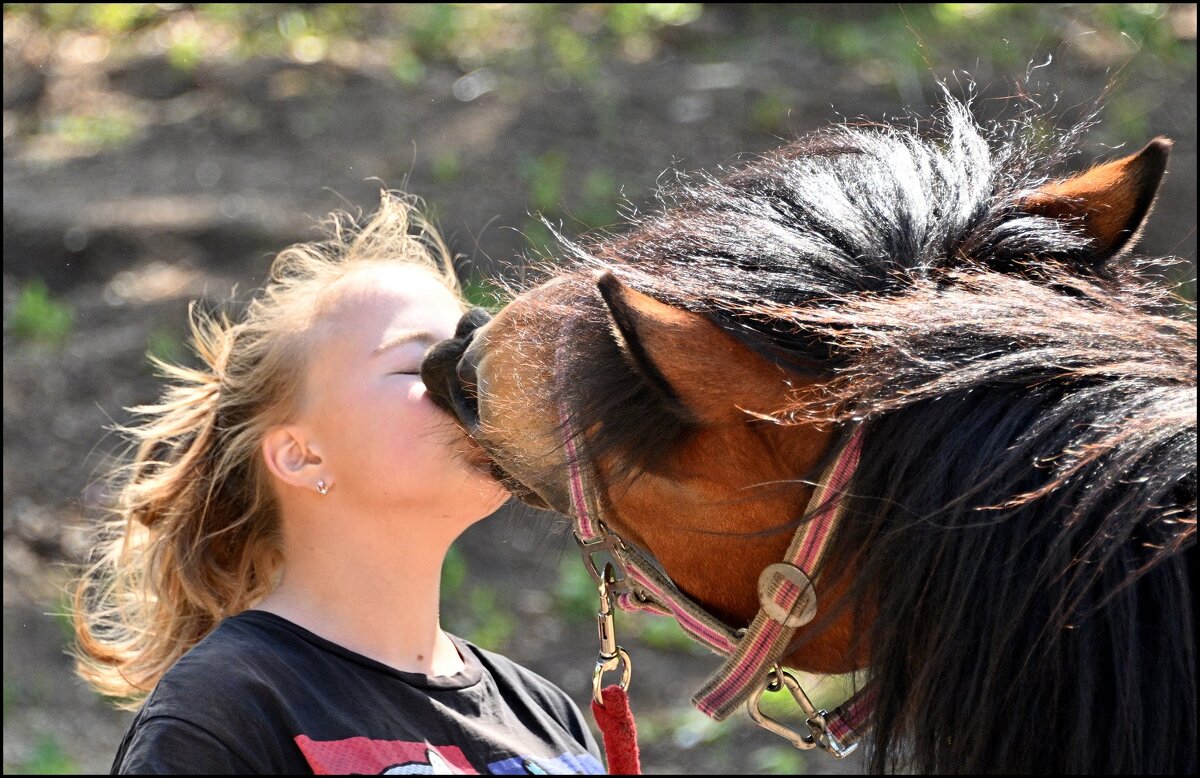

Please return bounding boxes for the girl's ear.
[1021,137,1171,262]
[596,271,798,424]
[261,426,323,491]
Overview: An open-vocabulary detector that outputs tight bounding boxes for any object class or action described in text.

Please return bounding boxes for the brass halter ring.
[593,647,633,707]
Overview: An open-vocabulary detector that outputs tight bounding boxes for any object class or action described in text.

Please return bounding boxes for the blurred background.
[3,4,1195,774]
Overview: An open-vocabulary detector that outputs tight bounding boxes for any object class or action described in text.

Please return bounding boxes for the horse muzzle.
[422,306,490,428]
[421,307,554,510]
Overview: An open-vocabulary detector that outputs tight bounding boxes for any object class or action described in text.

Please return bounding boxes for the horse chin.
[495,467,553,511]
[511,488,553,511]
[488,460,561,512]
[466,440,554,511]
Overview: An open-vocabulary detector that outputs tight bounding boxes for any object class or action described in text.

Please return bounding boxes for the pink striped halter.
[555,324,874,758]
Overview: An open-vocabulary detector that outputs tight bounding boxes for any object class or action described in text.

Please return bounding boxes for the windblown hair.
[72,192,461,708]
[536,99,1195,772]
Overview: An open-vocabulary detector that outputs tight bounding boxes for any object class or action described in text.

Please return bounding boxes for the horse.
[421,100,1197,774]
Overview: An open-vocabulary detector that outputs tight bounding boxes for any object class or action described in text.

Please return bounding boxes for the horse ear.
[597,271,788,422]
[1021,137,1171,262]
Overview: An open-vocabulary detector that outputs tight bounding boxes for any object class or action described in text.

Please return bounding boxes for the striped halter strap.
[559,408,874,758]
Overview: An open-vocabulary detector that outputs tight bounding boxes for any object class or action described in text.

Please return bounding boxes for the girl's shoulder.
[114,612,327,774]
[452,635,587,718]
[137,611,324,719]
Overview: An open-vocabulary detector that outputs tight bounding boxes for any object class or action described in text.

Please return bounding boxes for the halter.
[558,401,874,759]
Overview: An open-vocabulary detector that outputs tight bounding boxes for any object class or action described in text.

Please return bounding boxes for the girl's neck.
[256,508,465,677]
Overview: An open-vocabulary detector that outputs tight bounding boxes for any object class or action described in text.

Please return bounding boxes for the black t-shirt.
[111,611,605,774]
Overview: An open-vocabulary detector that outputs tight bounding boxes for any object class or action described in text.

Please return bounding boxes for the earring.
[316,479,329,495]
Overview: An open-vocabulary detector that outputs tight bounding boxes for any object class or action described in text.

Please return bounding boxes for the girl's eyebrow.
[370,330,439,358]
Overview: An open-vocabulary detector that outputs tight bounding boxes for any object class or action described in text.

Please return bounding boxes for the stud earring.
[316,479,329,495]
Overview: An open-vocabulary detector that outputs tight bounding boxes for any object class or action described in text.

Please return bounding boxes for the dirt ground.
[4,6,1195,774]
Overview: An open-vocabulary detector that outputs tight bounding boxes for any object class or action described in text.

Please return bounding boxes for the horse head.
[422,102,1196,773]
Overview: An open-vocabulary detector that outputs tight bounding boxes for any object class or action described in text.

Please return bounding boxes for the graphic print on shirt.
[296,736,474,774]
[294,734,605,775]
[486,752,605,774]
[380,746,461,775]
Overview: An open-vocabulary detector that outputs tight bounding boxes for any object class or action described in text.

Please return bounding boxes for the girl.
[71,193,605,775]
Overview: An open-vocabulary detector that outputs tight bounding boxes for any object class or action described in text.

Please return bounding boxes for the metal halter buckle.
[574,526,629,584]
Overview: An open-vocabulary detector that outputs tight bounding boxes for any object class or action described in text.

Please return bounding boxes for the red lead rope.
[590,685,641,774]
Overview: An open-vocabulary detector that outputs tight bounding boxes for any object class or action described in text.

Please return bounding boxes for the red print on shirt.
[294,734,477,774]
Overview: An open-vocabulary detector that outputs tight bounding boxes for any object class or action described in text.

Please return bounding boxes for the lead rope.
[588,563,640,775]
[559,397,641,774]
[590,686,640,775]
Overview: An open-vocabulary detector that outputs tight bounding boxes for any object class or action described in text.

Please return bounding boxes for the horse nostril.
[456,306,493,339]
[456,351,479,395]
[420,340,462,415]
[420,307,492,427]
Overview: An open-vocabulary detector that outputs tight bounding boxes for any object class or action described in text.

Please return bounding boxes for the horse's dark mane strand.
[529,98,1196,773]
[802,271,1195,773]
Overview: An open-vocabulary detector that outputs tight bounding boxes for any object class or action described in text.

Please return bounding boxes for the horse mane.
[531,96,1196,772]
[795,271,1195,773]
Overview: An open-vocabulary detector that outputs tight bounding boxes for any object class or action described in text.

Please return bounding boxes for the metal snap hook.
[592,562,633,706]
[592,646,633,706]
[746,665,859,758]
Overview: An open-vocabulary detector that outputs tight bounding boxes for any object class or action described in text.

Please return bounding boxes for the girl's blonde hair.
[72,192,461,708]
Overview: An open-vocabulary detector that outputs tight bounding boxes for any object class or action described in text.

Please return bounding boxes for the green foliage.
[460,274,509,313]
[443,579,515,651]
[753,670,860,720]
[768,3,1192,95]
[166,27,204,72]
[751,92,792,134]
[582,169,616,205]
[442,545,517,651]
[441,544,467,598]
[553,554,598,625]
[666,706,727,749]
[520,218,558,260]
[1096,2,1192,62]
[9,279,74,347]
[464,586,515,651]
[634,705,730,751]
[49,590,76,650]
[49,113,138,150]
[5,3,1191,85]
[88,3,156,35]
[551,554,710,654]
[519,151,568,214]
[520,156,622,237]
[12,734,78,775]
[624,611,708,654]
[1173,276,1197,307]
[751,743,810,774]
[577,169,620,229]
[390,46,426,85]
[146,327,183,366]
[431,150,462,184]
[2,4,711,84]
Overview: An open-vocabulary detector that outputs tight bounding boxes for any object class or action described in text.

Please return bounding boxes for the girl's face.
[295,265,507,530]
